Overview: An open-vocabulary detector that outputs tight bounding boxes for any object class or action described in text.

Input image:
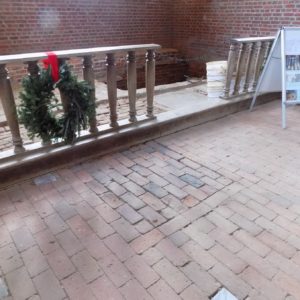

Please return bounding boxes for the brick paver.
[1,101,300,299]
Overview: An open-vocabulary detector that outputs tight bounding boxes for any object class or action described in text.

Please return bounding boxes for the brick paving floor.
[1,101,300,300]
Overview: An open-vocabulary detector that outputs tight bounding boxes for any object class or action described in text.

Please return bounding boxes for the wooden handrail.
[231,37,275,43]
[0,44,161,64]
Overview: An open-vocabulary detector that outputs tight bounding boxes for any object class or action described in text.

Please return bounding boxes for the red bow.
[42,52,59,83]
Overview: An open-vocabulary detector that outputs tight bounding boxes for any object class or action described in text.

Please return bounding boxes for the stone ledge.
[0,92,279,187]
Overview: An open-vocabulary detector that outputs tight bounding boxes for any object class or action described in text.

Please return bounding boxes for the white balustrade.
[222,36,275,99]
[0,44,160,152]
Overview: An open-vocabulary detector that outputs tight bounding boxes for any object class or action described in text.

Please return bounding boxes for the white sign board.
[250,27,300,128]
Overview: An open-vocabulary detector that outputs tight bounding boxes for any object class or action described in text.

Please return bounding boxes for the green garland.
[18,63,96,144]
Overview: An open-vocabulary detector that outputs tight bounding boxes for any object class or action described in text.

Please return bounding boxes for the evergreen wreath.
[18,62,96,144]
[18,67,60,144]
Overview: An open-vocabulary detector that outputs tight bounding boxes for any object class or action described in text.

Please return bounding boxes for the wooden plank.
[232,36,275,43]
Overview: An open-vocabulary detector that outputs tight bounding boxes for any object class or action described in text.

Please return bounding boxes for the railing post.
[243,42,255,93]
[0,64,25,154]
[233,43,247,95]
[106,53,118,128]
[252,42,265,91]
[26,61,52,146]
[146,49,155,118]
[223,44,237,98]
[27,61,39,78]
[127,51,137,122]
[58,58,70,113]
[83,55,98,134]
[262,41,272,66]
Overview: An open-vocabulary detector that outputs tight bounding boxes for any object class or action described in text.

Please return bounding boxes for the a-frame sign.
[250,27,300,128]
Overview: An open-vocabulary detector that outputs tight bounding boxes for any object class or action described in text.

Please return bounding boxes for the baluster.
[253,41,271,91]
[233,43,247,95]
[0,64,25,153]
[83,55,98,133]
[58,58,70,113]
[252,42,264,91]
[243,42,255,93]
[26,61,52,146]
[262,41,272,67]
[127,51,137,122]
[146,49,155,118]
[106,53,118,128]
[27,61,39,77]
[223,44,237,98]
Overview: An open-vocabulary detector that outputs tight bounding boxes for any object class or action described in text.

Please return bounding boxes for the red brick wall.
[0,0,173,55]
[172,0,300,76]
[3,0,300,80]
